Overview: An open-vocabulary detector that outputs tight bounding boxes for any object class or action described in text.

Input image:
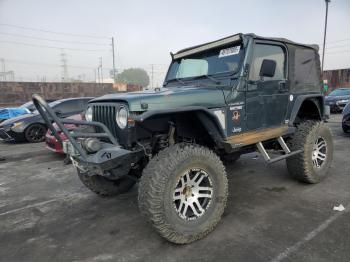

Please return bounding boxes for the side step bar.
[256,136,303,164]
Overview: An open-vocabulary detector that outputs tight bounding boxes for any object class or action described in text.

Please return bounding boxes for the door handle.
[278,80,287,92]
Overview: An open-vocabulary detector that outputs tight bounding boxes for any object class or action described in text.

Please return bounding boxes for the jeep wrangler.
[33,33,333,244]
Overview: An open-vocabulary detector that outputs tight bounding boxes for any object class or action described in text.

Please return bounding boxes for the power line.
[0,32,109,46]
[325,49,350,54]
[0,40,109,52]
[0,23,110,39]
[3,58,113,70]
[326,37,350,45]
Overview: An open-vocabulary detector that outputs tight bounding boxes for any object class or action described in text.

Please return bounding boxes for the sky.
[0,0,349,85]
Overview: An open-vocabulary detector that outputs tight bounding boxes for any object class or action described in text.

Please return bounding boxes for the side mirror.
[259,59,276,78]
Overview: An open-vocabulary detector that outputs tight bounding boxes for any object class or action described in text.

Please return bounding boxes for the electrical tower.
[60,49,69,82]
[0,58,15,81]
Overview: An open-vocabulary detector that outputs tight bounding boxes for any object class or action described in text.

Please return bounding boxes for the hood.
[325,95,350,102]
[90,86,226,111]
[0,112,40,127]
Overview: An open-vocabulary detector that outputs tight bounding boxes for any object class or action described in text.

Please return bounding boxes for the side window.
[249,44,286,81]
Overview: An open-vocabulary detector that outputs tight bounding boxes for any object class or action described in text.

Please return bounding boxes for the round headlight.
[85,106,93,121]
[116,106,128,129]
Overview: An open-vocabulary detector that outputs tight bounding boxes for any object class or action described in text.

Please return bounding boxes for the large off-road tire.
[286,121,333,183]
[24,123,47,143]
[138,143,228,244]
[77,169,136,197]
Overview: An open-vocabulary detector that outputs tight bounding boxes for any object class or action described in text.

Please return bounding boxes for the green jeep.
[33,33,333,244]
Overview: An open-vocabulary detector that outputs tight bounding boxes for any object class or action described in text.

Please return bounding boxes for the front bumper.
[63,140,142,175]
[32,94,142,177]
[45,131,65,153]
[0,127,24,142]
[327,102,348,112]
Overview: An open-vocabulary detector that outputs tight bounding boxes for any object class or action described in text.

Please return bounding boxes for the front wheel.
[138,143,228,244]
[24,124,47,143]
[286,121,333,183]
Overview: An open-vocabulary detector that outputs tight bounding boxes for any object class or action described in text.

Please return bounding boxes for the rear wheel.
[24,124,47,143]
[286,121,333,183]
[138,143,228,244]
[78,169,136,197]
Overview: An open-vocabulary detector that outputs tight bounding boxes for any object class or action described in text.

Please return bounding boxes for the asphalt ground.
[0,114,349,262]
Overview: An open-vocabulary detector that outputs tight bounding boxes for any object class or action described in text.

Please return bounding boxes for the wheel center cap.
[182,185,192,198]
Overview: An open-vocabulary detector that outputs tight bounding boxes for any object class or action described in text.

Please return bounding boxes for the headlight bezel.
[85,106,93,122]
[116,106,128,129]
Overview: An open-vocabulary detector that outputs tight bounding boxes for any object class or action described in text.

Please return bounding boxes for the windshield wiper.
[164,78,186,86]
[197,75,220,84]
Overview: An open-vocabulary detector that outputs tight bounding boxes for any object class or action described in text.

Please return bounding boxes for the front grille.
[92,104,118,137]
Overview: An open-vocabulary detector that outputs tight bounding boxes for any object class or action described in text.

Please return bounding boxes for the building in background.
[323,68,350,92]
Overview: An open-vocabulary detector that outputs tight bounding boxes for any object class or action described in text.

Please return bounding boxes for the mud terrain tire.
[138,143,228,244]
[286,121,333,183]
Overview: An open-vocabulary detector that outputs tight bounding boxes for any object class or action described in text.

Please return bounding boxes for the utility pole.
[60,49,69,82]
[322,0,331,74]
[111,37,116,83]
[99,57,103,84]
[151,64,154,89]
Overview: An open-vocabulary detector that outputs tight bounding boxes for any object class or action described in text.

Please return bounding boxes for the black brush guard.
[32,94,140,173]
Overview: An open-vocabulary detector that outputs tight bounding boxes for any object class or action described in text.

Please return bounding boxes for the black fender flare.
[133,106,226,147]
[289,94,324,125]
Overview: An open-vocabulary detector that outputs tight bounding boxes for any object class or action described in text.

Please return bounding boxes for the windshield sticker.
[230,105,243,111]
[219,46,241,58]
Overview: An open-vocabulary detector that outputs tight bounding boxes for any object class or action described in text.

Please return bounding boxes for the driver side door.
[246,42,289,130]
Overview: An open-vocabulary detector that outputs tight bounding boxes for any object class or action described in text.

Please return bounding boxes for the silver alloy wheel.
[312,137,327,168]
[173,168,213,221]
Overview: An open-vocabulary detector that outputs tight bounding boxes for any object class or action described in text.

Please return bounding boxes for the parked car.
[0,99,56,124]
[45,114,83,153]
[0,97,93,143]
[20,99,56,112]
[0,107,30,123]
[342,102,350,133]
[325,87,350,113]
[34,33,333,244]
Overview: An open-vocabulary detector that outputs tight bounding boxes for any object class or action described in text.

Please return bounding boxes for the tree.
[117,68,150,87]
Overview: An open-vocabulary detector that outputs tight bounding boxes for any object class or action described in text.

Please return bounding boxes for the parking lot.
[0,114,349,262]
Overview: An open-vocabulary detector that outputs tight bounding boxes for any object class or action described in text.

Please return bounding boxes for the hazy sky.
[0,0,349,84]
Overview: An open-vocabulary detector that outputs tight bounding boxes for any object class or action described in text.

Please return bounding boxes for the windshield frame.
[164,42,245,86]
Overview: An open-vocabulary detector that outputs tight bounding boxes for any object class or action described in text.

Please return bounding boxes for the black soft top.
[173,33,319,59]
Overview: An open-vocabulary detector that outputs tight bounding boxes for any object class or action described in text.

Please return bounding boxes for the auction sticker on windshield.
[219,46,241,58]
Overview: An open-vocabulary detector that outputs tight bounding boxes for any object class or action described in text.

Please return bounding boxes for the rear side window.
[249,44,286,81]
[294,48,319,87]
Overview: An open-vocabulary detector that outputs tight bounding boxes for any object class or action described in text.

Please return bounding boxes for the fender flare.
[133,106,226,147]
[289,94,324,125]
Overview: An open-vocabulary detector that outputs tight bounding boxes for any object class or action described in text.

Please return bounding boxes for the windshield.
[329,88,350,96]
[20,101,33,108]
[166,44,243,82]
